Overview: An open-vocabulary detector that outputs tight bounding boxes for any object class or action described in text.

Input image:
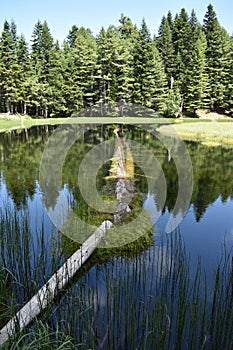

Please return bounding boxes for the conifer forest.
[0,4,232,118]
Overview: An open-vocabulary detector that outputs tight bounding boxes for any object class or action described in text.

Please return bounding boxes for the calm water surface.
[1,125,233,273]
[0,124,233,346]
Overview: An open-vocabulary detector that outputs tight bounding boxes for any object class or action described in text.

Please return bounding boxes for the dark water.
[0,124,233,347]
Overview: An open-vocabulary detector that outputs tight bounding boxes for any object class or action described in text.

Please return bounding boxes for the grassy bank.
[0,115,170,133]
[1,114,233,144]
[159,121,233,145]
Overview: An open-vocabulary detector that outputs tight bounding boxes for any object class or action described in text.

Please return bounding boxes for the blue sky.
[0,0,232,43]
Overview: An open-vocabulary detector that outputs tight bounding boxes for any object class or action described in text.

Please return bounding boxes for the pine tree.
[71,27,98,108]
[96,26,122,103]
[0,20,19,113]
[133,19,167,110]
[30,20,54,116]
[152,43,169,111]
[167,11,173,30]
[203,4,232,111]
[67,25,79,47]
[172,9,191,94]
[61,41,82,115]
[96,27,110,103]
[156,14,174,79]
[16,35,32,114]
[185,29,210,113]
[111,38,134,102]
[31,21,43,77]
[222,35,233,115]
[118,13,137,39]
[47,41,67,116]
[114,15,139,101]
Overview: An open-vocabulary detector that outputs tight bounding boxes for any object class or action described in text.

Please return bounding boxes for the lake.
[0,124,232,349]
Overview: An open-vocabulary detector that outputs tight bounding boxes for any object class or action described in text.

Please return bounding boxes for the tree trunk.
[5,97,10,113]
[44,106,48,118]
[23,102,27,115]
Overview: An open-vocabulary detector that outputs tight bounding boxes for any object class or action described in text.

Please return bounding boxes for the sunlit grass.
[2,114,233,145]
[159,121,233,144]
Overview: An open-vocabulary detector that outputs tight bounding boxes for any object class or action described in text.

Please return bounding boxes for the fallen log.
[0,220,113,347]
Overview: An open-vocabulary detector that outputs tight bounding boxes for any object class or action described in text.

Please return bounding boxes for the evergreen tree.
[67,25,79,47]
[69,27,98,108]
[118,13,137,39]
[31,21,43,76]
[156,15,174,79]
[189,9,200,42]
[185,29,210,113]
[223,36,233,115]
[46,41,67,116]
[16,35,32,114]
[31,20,54,116]
[61,41,82,115]
[0,21,19,113]
[203,4,232,111]
[115,15,139,101]
[111,37,134,102]
[133,19,167,110]
[97,26,122,103]
[167,10,173,30]
[172,9,191,94]
[0,7,232,117]
[96,27,111,103]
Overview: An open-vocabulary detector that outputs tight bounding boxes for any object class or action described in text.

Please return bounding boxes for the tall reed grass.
[44,234,232,350]
[0,205,232,349]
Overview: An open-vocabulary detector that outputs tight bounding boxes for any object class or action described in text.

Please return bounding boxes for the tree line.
[0,4,232,118]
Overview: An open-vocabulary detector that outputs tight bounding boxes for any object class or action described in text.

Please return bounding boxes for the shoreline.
[1,116,233,145]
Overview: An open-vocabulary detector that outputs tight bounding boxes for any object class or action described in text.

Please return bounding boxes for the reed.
[0,205,232,349]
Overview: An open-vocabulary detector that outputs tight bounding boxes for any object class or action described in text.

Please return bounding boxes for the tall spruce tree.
[71,27,98,108]
[47,41,67,116]
[96,27,111,103]
[0,7,232,117]
[62,41,82,115]
[185,29,210,113]
[0,20,19,113]
[67,25,79,47]
[31,20,54,116]
[203,4,231,111]
[223,36,233,115]
[16,35,32,114]
[156,15,174,80]
[96,26,123,103]
[117,14,138,101]
[172,9,191,94]
[133,19,167,110]
[111,37,134,102]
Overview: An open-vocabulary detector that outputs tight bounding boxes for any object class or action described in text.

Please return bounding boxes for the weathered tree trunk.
[23,102,27,115]
[5,97,10,114]
[44,106,48,118]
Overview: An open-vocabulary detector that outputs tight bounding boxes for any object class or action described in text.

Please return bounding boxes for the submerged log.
[110,128,136,223]
[0,220,113,347]
[114,178,134,223]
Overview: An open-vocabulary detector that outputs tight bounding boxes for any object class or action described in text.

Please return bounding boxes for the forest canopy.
[0,4,232,118]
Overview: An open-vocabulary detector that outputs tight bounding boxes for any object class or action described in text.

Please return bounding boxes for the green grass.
[159,121,233,144]
[2,114,233,144]
[1,321,77,349]
[0,114,171,132]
